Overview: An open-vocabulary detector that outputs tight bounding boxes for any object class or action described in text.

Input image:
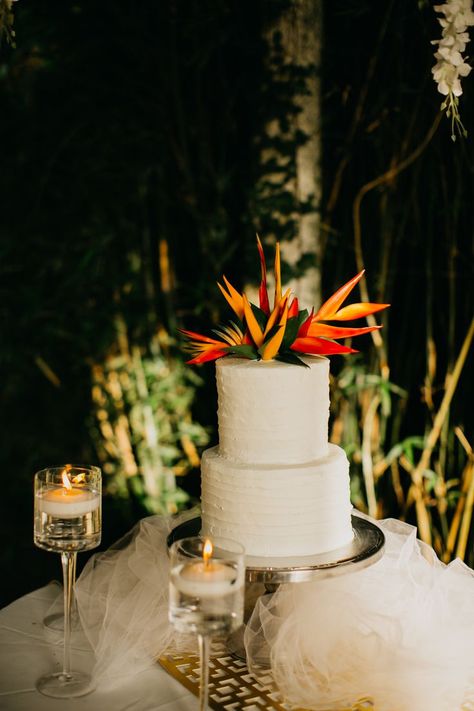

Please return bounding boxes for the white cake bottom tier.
[201,443,353,557]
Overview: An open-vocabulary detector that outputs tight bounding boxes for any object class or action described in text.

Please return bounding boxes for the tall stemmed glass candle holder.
[34,465,101,698]
[169,536,245,711]
[43,554,78,631]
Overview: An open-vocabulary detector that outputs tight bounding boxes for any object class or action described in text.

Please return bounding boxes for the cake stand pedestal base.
[168,512,385,663]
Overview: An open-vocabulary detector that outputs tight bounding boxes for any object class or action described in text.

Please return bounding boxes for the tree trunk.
[257,0,323,310]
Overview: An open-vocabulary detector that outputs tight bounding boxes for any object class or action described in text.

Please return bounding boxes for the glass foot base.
[36,671,94,698]
[43,611,80,632]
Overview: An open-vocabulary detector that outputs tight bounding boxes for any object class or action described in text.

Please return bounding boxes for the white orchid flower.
[432,0,474,139]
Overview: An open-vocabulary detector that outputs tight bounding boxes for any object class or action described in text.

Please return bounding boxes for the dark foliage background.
[1,0,473,606]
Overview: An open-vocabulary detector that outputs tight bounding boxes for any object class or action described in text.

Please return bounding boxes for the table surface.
[0,583,196,711]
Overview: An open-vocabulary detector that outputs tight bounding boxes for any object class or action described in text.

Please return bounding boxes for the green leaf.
[447,490,461,506]
[423,468,438,492]
[297,309,309,327]
[383,436,425,467]
[275,352,310,368]
[250,303,268,331]
[225,345,259,360]
[281,316,300,350]
[344,443,358,459]
[446,478,460,491]
[261,323,282,345]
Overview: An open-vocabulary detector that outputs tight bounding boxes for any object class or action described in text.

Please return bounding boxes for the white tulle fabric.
[75,512,474,709]
[75,508,199,688]
[245,518,474,711]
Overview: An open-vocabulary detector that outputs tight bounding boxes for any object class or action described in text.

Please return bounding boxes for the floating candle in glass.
[169,536,245,711]
[33,465,102,699]
[36,470,100,518]
[171,538,239,598]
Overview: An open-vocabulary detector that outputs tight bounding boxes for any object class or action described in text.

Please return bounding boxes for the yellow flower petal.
[263,288,291,338]
[217,277,244,319]
[243,294,264,347]
[261,301,289,360]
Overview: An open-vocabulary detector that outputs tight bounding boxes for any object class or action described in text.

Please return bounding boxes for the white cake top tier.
[216,355,329,465]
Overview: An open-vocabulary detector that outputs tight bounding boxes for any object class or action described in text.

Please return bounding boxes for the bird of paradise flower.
[181,237,389,366]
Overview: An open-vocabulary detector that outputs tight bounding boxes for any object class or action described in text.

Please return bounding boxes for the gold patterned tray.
[159,651,375,711]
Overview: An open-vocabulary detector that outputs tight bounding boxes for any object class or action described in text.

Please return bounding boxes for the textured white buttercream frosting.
[201,355,354,558]
[201,443,353,557]
[216,356,330,464]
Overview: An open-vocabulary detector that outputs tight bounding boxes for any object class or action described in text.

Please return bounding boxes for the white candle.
[37,486,100,518]
[171,560,239,598]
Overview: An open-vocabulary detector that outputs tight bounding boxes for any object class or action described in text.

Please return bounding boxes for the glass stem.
[61,551,76,678]
[197,634,210,711]
[71,553,77,619]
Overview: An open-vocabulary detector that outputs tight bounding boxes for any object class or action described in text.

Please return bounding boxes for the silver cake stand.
[168,512,385,661]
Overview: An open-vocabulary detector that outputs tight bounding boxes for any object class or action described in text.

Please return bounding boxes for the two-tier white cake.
[201,355,353,557]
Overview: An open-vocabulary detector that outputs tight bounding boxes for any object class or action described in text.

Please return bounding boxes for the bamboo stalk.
[424,225,435,415]
[115,414,138,478]
[362,394,380,517]
[410,317,474,544]
[131,346,162,499]
[436,418,450,546]
[34,356,61,388]
[433,530,443,557]
[456,460,474,561]
[373,458,389,478]
[445,429,474,561]
[399,454,414,474]
[455,426,473,459]
[391,461,405,510]
[180,433,200,468]
[445,459,473,561]
[114,313,131,358]
[423,337,437,412]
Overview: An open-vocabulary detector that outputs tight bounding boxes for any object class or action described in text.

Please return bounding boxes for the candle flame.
[61,470,72,490]
[72,473,86,484]
[203,538,213,567]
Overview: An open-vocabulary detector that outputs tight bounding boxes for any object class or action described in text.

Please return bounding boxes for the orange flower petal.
[274,242,282,309]
[290,337,357,355]
[217,276,245,319]
[186,348,228,365]
[288,296,299,318]
[329,302,390,321]
[314,270,365,321]
[297,308,314,338]
[307,323,382,338]
[180,329,222,345]
[256,235,270,315]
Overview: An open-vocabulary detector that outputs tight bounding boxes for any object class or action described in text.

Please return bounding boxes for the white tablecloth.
[0,583,195,711]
